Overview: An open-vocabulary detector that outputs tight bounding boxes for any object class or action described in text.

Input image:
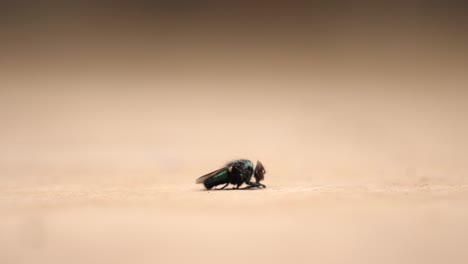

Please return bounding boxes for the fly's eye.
[262,170,266,174]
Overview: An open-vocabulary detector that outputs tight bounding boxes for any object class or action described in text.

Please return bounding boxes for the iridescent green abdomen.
[202,169,230,189]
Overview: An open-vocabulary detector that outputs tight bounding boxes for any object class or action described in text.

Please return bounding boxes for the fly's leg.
[217,183,229,190]
[241,182,266,189]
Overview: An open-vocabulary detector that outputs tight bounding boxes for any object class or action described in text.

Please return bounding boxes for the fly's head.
[254,160,266,183]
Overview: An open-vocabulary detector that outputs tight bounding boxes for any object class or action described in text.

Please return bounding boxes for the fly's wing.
[195,167,230,184]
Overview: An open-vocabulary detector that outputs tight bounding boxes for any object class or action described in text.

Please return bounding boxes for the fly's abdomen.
[203,171,229,189]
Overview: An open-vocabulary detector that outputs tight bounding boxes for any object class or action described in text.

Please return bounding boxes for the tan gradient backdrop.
[2,39,468,187]
[1,2,468,264]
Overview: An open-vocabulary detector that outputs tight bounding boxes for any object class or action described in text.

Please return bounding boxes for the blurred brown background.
[1,1,468,264]
[1,0,468,186]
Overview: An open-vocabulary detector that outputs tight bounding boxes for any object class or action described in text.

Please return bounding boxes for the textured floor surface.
[2,183,468,264]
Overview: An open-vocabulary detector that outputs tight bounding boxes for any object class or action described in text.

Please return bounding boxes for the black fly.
[196,160,266,190]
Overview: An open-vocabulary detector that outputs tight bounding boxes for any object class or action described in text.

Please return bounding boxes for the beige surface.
[1,184,468,264]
